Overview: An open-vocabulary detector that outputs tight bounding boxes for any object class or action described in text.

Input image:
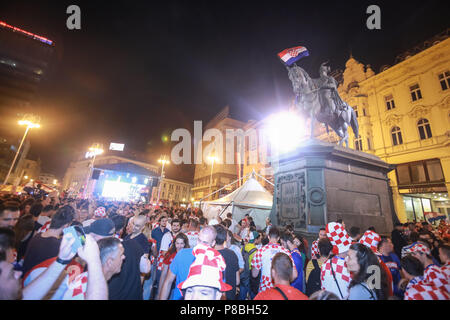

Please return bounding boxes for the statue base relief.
[269,139,397,244]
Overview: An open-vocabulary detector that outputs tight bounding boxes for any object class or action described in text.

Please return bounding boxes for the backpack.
[306,259,322,296]
[240,246,258,284]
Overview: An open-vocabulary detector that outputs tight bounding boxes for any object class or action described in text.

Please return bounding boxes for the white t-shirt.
[229,219,238,234]
[160,232,173,252]
[186,231,199,248]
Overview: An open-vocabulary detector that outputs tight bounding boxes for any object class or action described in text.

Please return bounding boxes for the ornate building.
[336,30,450,223]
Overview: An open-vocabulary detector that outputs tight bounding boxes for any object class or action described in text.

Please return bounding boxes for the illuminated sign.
[109,143,125,151]
[0,21,53,46]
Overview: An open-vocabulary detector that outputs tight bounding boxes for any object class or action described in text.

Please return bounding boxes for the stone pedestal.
[269,139,396,236]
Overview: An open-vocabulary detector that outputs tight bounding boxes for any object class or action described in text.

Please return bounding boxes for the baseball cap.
[87,218,115,236]
[249,231,260,243]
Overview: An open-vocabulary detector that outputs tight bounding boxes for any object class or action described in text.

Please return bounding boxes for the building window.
[438,71,450,91]
[385,94,396,110]
[354,106,358,118]
[366,137,371,150]
[362,108,367,117]
[354,135,363,151]
[417,118,432,140]
[391,127,403,146]
[410,84,422,101]
[395,159,444,187]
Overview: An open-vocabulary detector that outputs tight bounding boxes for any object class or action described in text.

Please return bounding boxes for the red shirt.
[254,284,308,300]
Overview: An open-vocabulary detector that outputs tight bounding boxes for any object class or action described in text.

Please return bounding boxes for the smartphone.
[63,226,86,253]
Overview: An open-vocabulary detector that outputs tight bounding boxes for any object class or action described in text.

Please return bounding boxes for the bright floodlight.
[18,120,40,128]
[132,177,137,184]
[265,111,305,154]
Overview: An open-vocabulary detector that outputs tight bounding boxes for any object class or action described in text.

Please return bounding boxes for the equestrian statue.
[286,62,359,147]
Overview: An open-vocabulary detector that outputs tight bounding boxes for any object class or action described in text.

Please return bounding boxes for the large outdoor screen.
[101,180,146,201]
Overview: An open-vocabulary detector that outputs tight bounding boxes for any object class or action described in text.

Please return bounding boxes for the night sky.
[0,0,448,183]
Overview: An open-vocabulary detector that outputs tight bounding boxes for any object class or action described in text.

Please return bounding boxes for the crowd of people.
[0,190,449,300]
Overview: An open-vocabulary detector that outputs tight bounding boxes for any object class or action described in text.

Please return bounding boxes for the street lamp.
[82,143,104,199]
[207,155,218,200]
[3,114,40,185]
[156,155,170,205]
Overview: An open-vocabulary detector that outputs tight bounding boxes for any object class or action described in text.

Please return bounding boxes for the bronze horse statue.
[286,63,359,147]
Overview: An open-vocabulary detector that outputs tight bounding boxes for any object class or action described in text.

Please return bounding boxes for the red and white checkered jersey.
[404,276,450,300]
[424,264,450,292]
[156,250,167,271]
[155,233,173,271]
[63,272,88,300]
[37,221,51,234]
[251,242,293,293]
[186,231,199,248]
[441,262,450,279]
[321,256,351,299]
[311,239,319,259]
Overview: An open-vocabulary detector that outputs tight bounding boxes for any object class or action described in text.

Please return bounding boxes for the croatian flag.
[278,46,309,66]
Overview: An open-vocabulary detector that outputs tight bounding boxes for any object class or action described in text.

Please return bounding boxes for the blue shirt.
[169,248,195,300]
[290,249,304,293]
[379,253,403,298]
[151,226,170,252]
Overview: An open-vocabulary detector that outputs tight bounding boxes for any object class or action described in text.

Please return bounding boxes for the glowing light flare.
[18,120,40,128]
[0,21,53,46]
[158,159,170,165]
[207,156,218,164]
[264,111,306,154]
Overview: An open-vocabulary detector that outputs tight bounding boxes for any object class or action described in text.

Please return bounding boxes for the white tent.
[201,175,273,230]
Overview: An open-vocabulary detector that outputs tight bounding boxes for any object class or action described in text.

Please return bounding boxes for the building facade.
[0,20,55,127]
[336,32,450,223]
[156,178,193,206]
[191,106,247,201]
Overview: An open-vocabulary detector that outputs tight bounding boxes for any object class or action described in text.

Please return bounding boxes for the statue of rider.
[316,62,347,118]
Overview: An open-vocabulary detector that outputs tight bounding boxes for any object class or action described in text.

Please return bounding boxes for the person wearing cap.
[158,226,219,300]
[438,243,450,278]
[401,255,450,300]
[179,238,231,300]
[405,241,449,292]
[82,206,106,228]
[320,222,352,299]
[358,230,394,297]
[254,252,308,300]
